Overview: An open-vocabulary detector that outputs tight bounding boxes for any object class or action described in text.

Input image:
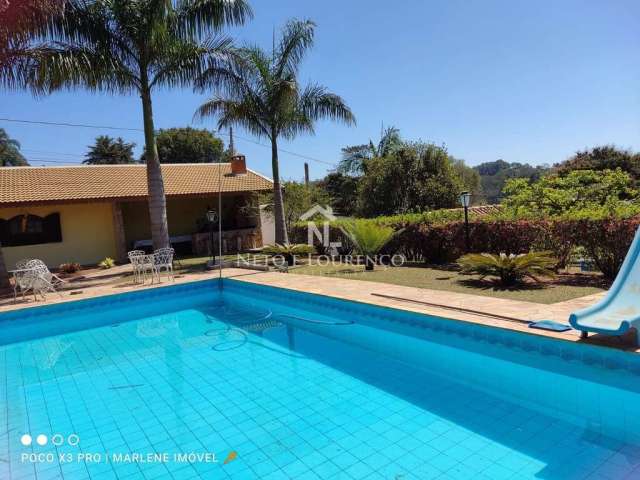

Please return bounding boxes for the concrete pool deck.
[1,266,636,352]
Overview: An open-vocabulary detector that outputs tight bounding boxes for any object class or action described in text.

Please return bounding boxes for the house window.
[0,213,62,247]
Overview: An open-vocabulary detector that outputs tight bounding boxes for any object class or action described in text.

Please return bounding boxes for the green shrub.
[341,220,398,270]
[457,252,557,286]
[99,257,116,269]
[59,262,81,274]
[290,213,640,279]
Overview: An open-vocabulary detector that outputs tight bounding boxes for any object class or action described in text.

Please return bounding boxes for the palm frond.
[30,43,138,94]
[194,97,269,138]
[151,34,233,89]
[298,83,356,125]
[193,18,355,155]
[176,0,252,39]
[273,19,315,77]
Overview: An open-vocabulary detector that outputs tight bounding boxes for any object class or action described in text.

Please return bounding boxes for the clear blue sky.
[2,0,639,181]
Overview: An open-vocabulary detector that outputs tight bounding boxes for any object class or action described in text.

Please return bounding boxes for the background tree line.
[277,142,640,223]
[83,128,226,165]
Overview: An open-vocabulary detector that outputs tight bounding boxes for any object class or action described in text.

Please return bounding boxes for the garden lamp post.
[206,210,218,266]
[460,191,472,252]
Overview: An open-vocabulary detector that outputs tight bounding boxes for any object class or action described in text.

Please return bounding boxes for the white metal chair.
[12,258,35,302]
[140,254,157,283]
[128,250,146,284]
[24,259,65,300]
[153,247,175,282]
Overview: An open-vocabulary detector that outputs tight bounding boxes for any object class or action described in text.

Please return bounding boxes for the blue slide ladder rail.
[569,225,640,345]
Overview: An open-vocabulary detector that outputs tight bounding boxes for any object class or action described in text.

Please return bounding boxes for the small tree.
[318,172,359,216]
[357,143,464,217]
[502,169,639,218]
[451,157,482,199]
[0,128,29,166]
[84,135,135,165]
[338,125,402,176]
[555,145,640,183]
[342,220,397,270]
[458,252,557,287]
[259,181,331,234]
[155,127,224,163]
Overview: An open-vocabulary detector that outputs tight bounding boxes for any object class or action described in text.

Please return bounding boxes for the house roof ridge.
[0,162,272,205]
[5,162,234,170]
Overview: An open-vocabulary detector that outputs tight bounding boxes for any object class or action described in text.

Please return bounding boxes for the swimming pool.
[1,278,640,479]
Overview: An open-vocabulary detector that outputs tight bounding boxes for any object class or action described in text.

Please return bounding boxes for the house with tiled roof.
[0,156,273,267]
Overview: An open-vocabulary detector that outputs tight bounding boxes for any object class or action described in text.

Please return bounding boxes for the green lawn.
[290,263,608,304]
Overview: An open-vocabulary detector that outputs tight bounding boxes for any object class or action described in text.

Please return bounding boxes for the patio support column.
[112,201,127,263]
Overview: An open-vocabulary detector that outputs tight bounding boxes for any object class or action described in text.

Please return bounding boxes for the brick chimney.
[230,154,247,175]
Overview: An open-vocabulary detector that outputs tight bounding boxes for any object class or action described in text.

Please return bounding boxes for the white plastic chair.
[153,247,175,282]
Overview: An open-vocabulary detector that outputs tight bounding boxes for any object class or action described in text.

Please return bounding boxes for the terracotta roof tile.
[467,204,503,216]
[445,204,503,217]
[0,163,273,205]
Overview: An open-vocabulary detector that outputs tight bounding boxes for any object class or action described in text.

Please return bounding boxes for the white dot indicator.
[68,434,80,446]
[51,434,64,446]
[20,434,32,446]
[36,434,48,446]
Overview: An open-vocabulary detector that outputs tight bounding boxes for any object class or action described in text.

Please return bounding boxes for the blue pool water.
[1,279,640,480]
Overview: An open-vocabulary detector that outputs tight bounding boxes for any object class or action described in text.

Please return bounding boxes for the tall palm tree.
[194,19,355,244]
[14,0,251,249]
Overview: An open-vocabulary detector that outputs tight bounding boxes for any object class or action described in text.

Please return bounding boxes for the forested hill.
[474,159,548,203]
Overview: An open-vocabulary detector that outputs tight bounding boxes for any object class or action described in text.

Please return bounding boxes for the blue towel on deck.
[528,320,572,332]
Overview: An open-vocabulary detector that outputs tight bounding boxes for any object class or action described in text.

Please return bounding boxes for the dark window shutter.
[0,219,8,246]
[43,213,62,243]
[1,212,62,246]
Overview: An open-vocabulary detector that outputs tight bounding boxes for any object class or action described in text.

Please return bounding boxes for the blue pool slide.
[570,225,640,344]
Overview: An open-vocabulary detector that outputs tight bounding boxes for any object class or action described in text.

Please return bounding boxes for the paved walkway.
[234,272,638,352]
[2,266,636,352]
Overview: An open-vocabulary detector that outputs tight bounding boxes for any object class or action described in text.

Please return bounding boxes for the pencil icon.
[223,451,238,464]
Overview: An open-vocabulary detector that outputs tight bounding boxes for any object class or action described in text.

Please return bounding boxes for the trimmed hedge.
[291,217,640,279]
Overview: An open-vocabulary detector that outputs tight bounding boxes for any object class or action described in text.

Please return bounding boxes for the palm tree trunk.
[0,246,9,289]
[271,134,289,244]
[140,82,170,250]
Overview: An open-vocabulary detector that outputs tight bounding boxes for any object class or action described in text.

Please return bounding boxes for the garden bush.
[290,215,640,279]
[457,252,557,286]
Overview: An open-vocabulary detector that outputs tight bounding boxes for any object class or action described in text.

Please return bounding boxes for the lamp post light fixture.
[459,191,472,252]
[206,209,218,266]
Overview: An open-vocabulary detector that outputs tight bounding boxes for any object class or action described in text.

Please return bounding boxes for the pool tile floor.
[2,303,639,479]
